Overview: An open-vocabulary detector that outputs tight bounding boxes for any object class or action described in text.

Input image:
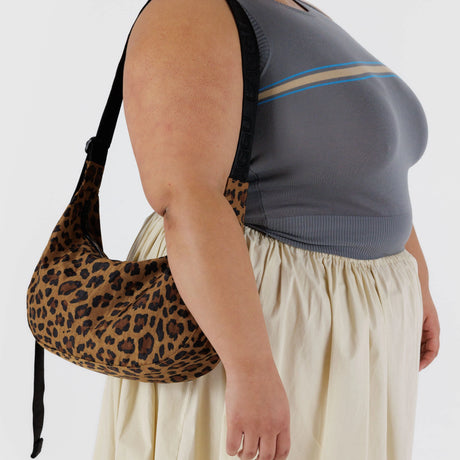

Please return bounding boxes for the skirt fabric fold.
[92,210,423,460]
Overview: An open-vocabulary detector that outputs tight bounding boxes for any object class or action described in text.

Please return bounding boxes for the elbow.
[146,183,221,220]
[147,195,169,218]
[145,185,188,220]
[145,187,171,218]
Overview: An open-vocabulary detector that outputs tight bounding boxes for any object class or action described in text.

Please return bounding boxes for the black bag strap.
[81,0,156,167]
[30,0,260,457]
[30,341,44,457]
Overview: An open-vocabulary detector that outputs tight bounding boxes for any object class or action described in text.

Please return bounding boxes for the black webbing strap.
[30,341,44,458]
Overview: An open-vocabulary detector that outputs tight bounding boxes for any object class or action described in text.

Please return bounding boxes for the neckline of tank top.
[266,0,316,17]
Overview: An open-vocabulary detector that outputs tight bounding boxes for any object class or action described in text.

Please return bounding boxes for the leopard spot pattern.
[26,159,249,383]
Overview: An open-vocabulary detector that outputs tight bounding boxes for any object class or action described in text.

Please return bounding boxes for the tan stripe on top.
[258,64,394,101]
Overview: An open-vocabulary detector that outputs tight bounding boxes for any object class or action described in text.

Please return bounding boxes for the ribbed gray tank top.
[235,0,428,259]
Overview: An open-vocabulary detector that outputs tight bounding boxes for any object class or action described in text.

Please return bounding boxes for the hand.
[224,363,291,460]
[419,296,440,371]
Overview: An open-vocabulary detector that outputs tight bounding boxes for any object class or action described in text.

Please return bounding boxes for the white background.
[1,0,458,459]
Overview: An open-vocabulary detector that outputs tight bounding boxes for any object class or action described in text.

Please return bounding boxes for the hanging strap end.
[31,437,43,458]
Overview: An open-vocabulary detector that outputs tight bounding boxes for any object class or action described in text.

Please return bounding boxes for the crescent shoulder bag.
[26,0,261,456]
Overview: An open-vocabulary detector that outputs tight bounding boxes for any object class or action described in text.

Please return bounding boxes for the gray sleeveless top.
[235,0,428,259]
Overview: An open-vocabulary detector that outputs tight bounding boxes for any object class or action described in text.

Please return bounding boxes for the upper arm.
[123,0,244,216]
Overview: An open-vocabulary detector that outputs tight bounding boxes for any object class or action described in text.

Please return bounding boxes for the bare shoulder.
[123,0,244,215]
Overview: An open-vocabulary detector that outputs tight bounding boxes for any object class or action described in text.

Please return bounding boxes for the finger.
[420,335,440,367]
[274,428,291,459]
[226,425,243,457]
[239,432,260,460]
[257,432,276,459]
[420,353,435,370]
[420,343,439,370]
[422,335,440,356]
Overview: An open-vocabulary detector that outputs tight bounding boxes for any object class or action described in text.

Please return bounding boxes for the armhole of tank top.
[237,3,271,79]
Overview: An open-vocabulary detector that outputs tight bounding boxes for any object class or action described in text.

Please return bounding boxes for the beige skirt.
[92,211,423,460]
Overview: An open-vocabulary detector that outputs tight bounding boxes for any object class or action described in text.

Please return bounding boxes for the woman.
[92,1,440,459]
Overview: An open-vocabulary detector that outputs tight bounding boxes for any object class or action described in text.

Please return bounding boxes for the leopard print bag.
[26,0,260,456]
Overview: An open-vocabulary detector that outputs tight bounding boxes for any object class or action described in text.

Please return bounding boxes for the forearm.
[405,224,432,303]
[160,187,276,376]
